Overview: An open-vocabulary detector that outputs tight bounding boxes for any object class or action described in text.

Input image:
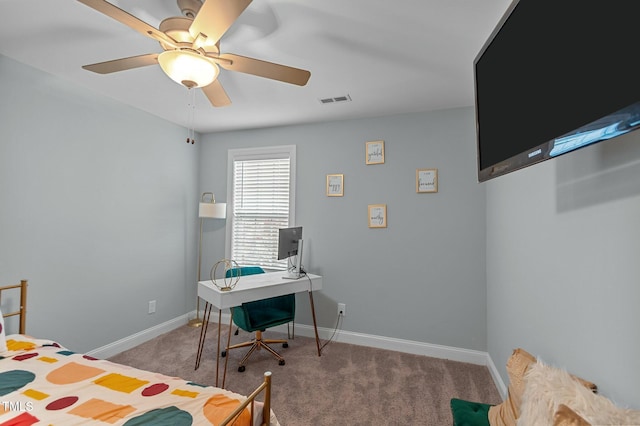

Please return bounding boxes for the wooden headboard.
[0,279,27,334]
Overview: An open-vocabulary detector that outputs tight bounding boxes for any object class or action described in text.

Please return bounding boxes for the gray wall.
[0,55,199,352]
[199,108,488,350]
[487,130,640,408]
[7,49,635,410]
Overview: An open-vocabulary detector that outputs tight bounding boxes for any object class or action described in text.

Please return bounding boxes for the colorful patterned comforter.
[0,335,279,425]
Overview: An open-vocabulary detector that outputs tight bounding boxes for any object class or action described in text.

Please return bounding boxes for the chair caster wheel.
[279,360,285,366]
[282,343,288,348]
[221,351,226,357]
[238,365,246,372]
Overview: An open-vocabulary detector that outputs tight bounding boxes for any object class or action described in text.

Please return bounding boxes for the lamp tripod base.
[189,297,204,328]
[188,318,204,327]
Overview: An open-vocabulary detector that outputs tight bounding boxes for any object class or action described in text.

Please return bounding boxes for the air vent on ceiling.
[319,94,352,104]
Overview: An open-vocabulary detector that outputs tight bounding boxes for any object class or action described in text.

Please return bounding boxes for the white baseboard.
[89,310,507,396]
[87,314,190,359]
[285,323,488,364]
[486,353,507,399]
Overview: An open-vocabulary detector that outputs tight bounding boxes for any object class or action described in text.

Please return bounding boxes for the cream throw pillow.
[489,348,537,426]
[554,404,590,426]
[518,360,640,426]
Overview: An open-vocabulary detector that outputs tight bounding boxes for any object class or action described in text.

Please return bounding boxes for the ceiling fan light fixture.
[158,50,219,88]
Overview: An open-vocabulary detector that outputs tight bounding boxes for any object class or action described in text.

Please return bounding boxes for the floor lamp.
[189,192,227,327]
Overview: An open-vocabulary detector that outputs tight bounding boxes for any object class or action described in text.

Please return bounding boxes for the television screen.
[277,226,302,260]
[474,0,640,182]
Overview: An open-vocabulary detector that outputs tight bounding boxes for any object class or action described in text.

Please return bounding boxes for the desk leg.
[215,309,222,387]
[221,311,233,389]
[308,291,322,356]
[195,302,212,370]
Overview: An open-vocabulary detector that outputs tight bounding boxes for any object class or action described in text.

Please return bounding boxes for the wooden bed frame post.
[19,279,27,334]
[263,371,271,425]
[219,371,273,426]
[0,279,28,334]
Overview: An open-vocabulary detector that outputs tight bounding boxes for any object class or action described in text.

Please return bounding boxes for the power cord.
[319,310,343,353]
[287,255,307,276]
[303,269,343,354]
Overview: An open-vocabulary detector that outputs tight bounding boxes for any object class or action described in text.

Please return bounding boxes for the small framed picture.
[368,204,387,228]
[326,174,344,196]
[365,140,385,165]
[416,168,438,193]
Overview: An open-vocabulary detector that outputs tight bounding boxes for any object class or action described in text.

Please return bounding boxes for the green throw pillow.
[450,398,492,426]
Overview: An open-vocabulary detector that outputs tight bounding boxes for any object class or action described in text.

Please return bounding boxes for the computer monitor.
[277,226,302,260]
[278,226,303,278]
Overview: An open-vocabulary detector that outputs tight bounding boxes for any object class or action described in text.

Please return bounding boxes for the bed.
[0,280,280,426]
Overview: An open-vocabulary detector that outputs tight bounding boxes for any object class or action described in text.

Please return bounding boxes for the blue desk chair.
[223,266,296,372]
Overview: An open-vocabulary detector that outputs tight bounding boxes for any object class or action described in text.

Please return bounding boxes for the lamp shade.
[199,202,226,219]
[158,50,219,88]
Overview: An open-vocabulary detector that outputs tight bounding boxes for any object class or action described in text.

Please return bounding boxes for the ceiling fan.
[76,0,311,107]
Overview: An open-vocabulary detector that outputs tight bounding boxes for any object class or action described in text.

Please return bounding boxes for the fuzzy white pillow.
[518,360,640,426]
[0,308,7,353]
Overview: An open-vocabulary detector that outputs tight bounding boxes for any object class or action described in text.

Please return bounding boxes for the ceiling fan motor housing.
[177,0,203,18]
[159,17,195,46]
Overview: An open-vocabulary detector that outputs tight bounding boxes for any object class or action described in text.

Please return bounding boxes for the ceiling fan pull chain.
[185,88,190,144]
[186,87,196,144]
[191,88,196,144]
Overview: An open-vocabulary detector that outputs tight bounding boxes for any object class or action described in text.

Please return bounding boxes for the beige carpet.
[108,324,502,425]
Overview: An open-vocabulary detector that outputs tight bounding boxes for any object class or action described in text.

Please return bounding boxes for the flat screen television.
[474,0,640,182]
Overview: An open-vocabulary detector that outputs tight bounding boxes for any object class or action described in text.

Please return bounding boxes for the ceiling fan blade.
[201,80,232,107]
[82,53,159,74]
[189,0,252,46]
[76,0,178,48]
[215,53,311,86]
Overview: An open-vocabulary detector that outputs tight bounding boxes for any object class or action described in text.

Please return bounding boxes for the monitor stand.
[282,270,302,280]
[282,239,304,279]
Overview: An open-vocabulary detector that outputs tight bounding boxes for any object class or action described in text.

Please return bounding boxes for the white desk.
[195,271,323,387]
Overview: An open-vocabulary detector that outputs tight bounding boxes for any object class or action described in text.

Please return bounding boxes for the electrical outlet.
[148,300,156,314]
[338,303,346,317]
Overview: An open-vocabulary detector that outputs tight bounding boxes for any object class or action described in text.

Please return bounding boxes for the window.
[226,145,296,270]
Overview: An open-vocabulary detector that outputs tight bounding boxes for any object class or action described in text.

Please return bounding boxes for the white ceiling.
[0,0,511,134]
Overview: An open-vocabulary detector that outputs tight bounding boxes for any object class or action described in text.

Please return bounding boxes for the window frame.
[225,145,297,270]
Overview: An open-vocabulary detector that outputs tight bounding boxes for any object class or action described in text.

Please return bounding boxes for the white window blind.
[229,151,293,270]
